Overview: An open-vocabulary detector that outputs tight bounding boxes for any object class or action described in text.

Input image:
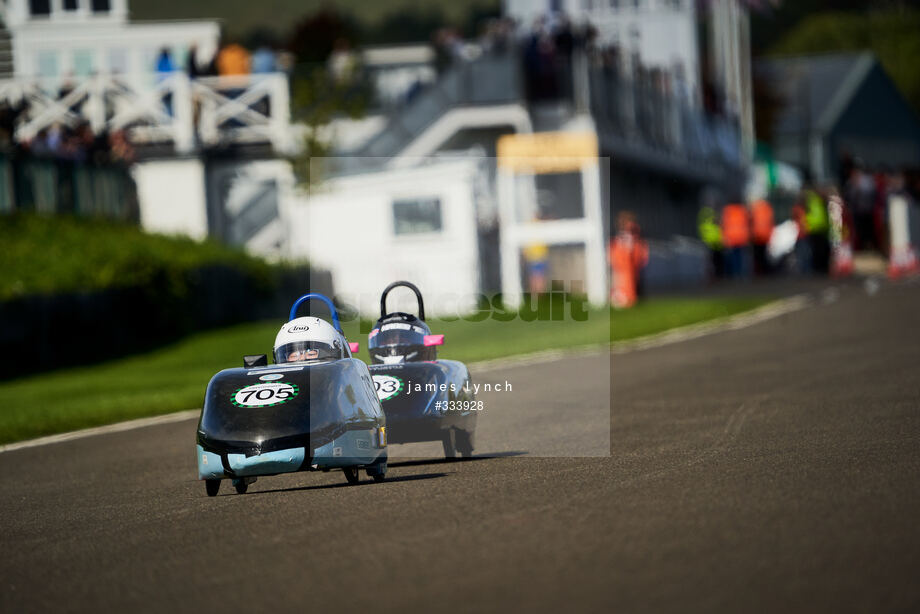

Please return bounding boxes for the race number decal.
[372,375,404,401]
[231,382,299,408]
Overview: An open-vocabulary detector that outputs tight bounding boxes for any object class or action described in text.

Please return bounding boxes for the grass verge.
[0,296,769,444]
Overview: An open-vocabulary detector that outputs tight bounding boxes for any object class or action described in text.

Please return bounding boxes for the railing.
[0,73,294,154]
[587,65,742,169]
[192,75,292,151]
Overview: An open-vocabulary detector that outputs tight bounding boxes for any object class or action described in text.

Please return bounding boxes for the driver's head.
[368,313,435,364]
[273,316,344,364]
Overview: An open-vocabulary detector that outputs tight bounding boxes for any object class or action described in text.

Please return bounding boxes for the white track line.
[0,410,200,454]
[469,293,810,370]
[0,295,810,454]
[610,293,810,354]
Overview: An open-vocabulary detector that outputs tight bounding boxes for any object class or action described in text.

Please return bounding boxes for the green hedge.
[0,214,277,300]
[0,214,329,379]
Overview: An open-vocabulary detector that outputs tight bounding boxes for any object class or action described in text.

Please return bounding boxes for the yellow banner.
[497,131,599,173]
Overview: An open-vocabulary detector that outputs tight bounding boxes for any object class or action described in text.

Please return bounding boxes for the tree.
[286,7,361,64]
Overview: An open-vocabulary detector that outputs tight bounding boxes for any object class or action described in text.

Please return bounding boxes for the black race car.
[196,293,387,496]
[366,281,477,458]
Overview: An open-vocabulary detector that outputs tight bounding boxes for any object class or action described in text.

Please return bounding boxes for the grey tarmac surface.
[1,280,919,613]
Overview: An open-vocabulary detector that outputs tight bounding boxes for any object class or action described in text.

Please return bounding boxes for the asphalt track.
[2,280,919,613]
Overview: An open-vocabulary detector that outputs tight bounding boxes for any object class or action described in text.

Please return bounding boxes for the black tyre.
[343,466,360,484]
[234,479,248,494]
[205,479,220,497]
[367,461,387,483]
[455,429,474,458]
[441,430,457,458]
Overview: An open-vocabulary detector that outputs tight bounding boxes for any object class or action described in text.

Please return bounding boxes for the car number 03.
[372,375,403,401]
[232,382,299,407]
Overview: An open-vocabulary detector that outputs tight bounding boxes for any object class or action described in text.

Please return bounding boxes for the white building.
[1,0,218,88]
[284,159,487,317]
[0,0,296,249]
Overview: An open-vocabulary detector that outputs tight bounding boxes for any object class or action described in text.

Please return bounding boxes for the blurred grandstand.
[0,0,775,314]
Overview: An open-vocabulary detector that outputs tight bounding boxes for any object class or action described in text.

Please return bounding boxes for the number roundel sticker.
[372,375,404,401]
[231,382,299,408]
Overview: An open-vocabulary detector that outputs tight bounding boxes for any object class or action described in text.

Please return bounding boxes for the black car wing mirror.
[243,354,268,367]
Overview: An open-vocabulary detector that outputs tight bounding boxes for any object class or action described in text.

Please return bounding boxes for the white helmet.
[273,316,347,364]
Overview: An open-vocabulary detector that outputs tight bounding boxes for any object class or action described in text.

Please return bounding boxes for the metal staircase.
[332,53,528,174]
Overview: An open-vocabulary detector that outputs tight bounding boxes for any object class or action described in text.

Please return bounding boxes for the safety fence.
[0,152,139,221]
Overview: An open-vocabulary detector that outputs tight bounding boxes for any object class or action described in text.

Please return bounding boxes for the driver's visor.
[274,340,340,364]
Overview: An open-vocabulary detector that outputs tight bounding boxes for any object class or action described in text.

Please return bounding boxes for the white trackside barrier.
[887,194,919,279]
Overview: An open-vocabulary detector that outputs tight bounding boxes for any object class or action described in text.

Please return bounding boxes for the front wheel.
[367,460,387,483]
[455,429,474,458]
[343,466,361,485]
[205,479,220,497]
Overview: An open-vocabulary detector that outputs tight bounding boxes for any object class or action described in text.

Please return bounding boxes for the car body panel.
[368,359,477,445]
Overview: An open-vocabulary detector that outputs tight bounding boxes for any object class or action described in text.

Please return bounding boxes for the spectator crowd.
[697,161,920,281]
[0,34,295,166]
[1,101,136,166]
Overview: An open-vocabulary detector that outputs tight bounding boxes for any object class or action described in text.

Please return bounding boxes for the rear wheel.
[343,466,360,485]
[233,479,248,494]
[455,429,474,458]
[441,430,457,458]
[205,479,220,497]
